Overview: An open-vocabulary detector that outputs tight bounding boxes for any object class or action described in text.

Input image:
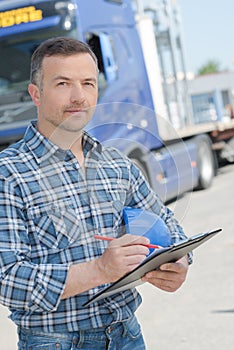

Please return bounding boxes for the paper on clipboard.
[83,228,222,307]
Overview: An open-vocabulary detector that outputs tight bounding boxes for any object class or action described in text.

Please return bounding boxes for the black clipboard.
[83,229,222,307]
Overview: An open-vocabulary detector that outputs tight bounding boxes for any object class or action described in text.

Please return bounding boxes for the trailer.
[0,0,233,202]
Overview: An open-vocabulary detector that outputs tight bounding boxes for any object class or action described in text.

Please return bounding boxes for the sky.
[178,0,234,74]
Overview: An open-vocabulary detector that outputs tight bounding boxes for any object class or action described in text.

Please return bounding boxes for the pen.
[94,235,160,249]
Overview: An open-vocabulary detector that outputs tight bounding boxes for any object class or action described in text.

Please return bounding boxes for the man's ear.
[28,83,40,106]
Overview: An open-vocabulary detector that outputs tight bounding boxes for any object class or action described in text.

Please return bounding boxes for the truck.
[0,0,234,202]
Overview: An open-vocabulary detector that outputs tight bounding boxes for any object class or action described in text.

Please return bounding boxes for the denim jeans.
[17,315,146,350]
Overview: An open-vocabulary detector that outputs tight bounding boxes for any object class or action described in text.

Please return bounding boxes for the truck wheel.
[195,135,215,190]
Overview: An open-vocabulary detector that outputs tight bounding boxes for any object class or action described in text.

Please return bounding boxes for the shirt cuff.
[29,263,70,312]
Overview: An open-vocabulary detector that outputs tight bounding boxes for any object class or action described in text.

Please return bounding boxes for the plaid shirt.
[0,122,190,333]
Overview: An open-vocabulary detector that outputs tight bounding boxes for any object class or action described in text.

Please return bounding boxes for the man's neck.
[70,138,84,166]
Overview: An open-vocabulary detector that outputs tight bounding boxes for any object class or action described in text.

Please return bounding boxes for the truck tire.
[195,135,215,190]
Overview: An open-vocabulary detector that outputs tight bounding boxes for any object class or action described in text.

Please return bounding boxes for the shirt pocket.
[91,188,126,234]
[26,198,80,251]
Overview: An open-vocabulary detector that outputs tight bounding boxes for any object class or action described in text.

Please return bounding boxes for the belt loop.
[122,320,127,338]
[71,335,78,350]
[122,315,133,338]
[77,330,84,348]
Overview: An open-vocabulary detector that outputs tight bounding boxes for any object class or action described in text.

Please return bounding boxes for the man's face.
[28,53,98,140]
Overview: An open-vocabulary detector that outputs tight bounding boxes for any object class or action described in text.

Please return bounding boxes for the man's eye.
[85,81,96,88]
[58,82,67,86]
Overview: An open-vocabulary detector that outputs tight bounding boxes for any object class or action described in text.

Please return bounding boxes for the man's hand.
[96,234,150,283]
[62,234,150,299]
[141,256,189,292]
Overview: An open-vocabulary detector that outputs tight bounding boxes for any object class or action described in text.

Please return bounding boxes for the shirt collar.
[24,121,102,164]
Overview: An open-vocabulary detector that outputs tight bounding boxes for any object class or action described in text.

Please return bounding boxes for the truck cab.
[0,0,199,201]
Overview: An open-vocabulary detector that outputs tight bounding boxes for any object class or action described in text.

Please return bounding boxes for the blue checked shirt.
[0,122,190,333]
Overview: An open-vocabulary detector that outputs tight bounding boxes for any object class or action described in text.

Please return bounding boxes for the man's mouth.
[65,108,86,114]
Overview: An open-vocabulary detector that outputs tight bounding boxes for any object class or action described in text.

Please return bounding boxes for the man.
[0,37,190,349]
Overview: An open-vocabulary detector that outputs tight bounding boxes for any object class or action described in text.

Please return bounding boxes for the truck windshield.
[0,0,79,101]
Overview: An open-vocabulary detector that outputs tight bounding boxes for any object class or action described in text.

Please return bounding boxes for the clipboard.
[83,228,222,306]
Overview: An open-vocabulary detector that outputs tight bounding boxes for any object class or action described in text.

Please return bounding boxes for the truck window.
[0,0,79,98]
[86,32,118,97]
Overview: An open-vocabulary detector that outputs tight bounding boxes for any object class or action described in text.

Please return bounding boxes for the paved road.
[0,163,233,349]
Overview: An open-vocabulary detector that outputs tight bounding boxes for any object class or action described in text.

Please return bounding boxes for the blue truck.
[0,0,233,202]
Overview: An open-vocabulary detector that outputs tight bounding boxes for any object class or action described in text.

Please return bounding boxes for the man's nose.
[70,84,85,104]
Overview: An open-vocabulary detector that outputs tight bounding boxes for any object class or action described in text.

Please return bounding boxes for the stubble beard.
[47,107,93,148]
